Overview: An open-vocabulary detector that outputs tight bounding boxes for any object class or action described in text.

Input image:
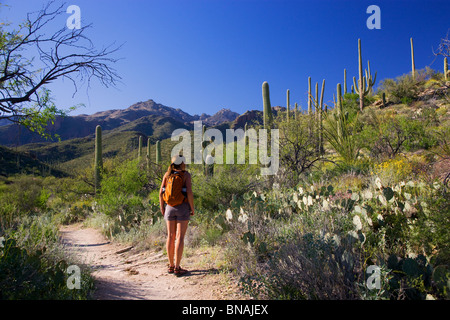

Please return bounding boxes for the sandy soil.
[59,223,245,300]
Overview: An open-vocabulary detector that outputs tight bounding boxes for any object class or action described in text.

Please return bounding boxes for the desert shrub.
[225,188,366,299]
[192,164,257,212]
[378,68,442,106]
[378,75,416,105]
[0,176,46,214]
[0,237,94,299]
[372,156,413,186]
[277,115,324,185]
[225,176,449,300]
[360,111,437,161]
[95,158,158,235]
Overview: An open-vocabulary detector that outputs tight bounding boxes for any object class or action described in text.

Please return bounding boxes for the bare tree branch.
[0,0,122,131]
[432,29,450,58]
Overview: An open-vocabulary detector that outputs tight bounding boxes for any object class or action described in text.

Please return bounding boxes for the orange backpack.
[163,171,187,207]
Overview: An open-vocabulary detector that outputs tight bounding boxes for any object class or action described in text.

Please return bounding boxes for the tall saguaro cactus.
[94,125,102,194]
[336,83,344,141]
[146,137,151,170]
[445,57,448,81]
[356,39,365,111]
[344,69,347,94]
[155,140,161,164]
[318,79,325,155]
[262,81,273,129]
[411,37,416,80]
[307,77,312,115]
[358,39,364,110]
[286,89,290,122]
[353,39,376,111]
[138,136,143,158]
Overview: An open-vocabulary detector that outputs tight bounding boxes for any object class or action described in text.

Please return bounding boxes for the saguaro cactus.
[308,77,312,115]
[138,136,143,158]
[262,81,273,129]
[310,80,325,155]
[344,69,347,94]
[202,124,207,171]
[94,125,102,194]
[358,39,364,111]
[356,39,365,111]
[353,39,376,111]
[146,137,151,170]
[294,102,298,120]
[336,83,344,140]
[155,140,161,164]
[445,57,448,81]
[244,122,249,146]
[365,61,376,95]
[411,37,416,80]
[286,89,290,122]
[318,79,325,155]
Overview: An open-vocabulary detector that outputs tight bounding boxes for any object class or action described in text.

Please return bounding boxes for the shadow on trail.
[178,268,220,277]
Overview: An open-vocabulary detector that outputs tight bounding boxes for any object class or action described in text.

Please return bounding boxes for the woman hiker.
[159,155,195,276]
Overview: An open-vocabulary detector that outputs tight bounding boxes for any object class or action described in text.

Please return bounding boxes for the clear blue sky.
[2,0,449,117]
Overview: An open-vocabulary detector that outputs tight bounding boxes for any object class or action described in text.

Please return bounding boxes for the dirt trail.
[59,224,244,300]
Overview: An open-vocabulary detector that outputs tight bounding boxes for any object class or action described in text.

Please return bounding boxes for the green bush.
[0,237,94,299]
[226,177,449,300]
[378,74,419,105]
[359,111,437,161]
[192,164,257,212]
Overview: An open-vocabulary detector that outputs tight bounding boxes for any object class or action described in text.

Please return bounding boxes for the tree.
[277,115,324,181]
[433,29,450,58]
[0,1,121,138]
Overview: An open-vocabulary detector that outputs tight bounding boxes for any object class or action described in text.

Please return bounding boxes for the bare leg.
[174,220,189,268]
[166,220,177,267]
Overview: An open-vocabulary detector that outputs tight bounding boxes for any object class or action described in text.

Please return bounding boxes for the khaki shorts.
[164,202,190,221]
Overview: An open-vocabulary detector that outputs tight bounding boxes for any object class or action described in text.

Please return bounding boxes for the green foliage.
[193,164,256,212]
[95,159,156,235]
[226,176,449,299]
[377,68,440,106]
[277,113,323,182]
[359,111,438,161]
[0,237,94,299]
[323,89,362,166]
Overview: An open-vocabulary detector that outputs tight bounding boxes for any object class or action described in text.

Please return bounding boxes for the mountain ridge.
[0,99,242,146]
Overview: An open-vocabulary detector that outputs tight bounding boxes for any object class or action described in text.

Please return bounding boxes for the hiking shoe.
[174,266,188,276]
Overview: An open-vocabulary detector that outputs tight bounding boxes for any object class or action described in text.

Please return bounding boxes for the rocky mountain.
[0,99,241,146]
[232,106,286,129]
